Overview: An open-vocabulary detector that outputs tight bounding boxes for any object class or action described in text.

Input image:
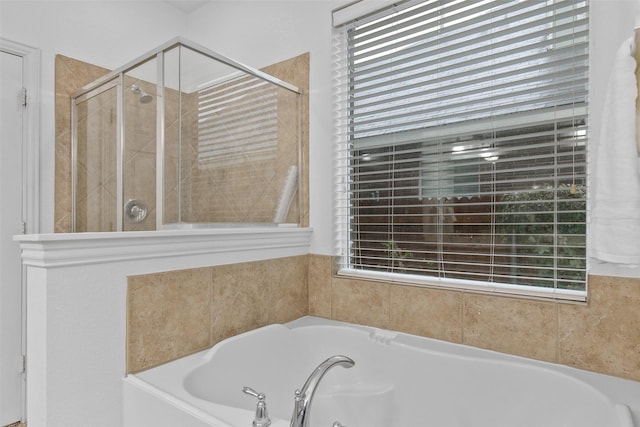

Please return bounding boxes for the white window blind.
[334,0,588,299]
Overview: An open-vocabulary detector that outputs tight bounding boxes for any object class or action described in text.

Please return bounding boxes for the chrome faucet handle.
[242,386,271,427]
[332,422,347,427]
[243,386,265,400]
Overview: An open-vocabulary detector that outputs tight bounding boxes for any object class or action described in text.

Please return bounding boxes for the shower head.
[130,84,153,104]
[138,92,153,104]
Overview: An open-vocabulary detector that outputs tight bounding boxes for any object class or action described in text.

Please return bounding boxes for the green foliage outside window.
[495,183,586,290]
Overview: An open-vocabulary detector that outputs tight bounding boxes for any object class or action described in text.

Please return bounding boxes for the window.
[334,0,588,299]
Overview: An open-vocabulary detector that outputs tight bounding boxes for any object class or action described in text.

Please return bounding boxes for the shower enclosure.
[71,37,301,232]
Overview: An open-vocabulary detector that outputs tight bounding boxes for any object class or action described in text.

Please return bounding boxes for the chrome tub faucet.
[290,355,355,427]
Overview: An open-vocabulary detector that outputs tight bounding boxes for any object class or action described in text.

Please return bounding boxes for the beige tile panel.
[262,53,310,226]
[308,254,332,318]
[210,261,271,345]
[54,55,110,232]
[267,256,309,324]
[463,293,558,362]
[127,256,640,384]
[127,256,309,373]
[331,277,390,329]
[323,267,640,381]
[390,284,463,343]
[127,268,212,373]
[54,134,72,233]
[558,275,640,381]
[209,256,309,341]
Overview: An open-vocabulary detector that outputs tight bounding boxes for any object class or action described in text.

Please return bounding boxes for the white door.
[0,49,26,425]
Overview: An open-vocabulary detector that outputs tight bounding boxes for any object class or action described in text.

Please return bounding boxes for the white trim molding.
[16,227,313,268]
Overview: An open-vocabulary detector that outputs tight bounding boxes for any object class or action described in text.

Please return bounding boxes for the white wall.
[588,0,640,278]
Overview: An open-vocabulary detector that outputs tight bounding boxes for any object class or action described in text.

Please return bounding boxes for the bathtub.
[123,316,640,427]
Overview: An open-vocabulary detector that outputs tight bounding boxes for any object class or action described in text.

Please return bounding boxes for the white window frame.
[333,0,589,301]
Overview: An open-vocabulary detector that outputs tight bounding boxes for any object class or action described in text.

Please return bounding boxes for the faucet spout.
[290,355,355,427]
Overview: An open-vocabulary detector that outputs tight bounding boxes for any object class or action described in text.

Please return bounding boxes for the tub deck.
[124,316,640,427]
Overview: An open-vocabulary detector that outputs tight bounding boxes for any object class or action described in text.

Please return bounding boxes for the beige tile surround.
[55,55,110,232]
[127,253,640,383]
[310,256,640,382]
[127,256,308,373]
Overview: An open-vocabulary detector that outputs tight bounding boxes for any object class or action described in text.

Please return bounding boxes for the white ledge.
[16,227,313,268]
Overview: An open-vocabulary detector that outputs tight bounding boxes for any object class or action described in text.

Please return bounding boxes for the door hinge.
[20,355,26,374]
[21,87,27,107]
[20,222,26,234]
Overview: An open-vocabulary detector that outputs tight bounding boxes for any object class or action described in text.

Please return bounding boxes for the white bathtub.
[124,316,640,427]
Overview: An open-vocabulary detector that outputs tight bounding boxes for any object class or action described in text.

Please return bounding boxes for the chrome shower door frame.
[71,37,301,232]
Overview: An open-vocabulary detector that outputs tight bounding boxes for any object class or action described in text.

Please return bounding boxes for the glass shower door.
[73,82,118,232]
[122,58,157,231]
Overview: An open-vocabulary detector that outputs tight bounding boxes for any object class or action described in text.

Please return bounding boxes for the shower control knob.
[124,199,148,223]
[242,386,271,427]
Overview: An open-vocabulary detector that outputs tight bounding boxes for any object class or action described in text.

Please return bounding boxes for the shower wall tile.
[55,55,110,232]
[54,134,72,233]
[122,76,157,231]
[389,284,463,344]
[56,53,309,230]
[162,89,179,223]
[123,151,156,231]
[163,88,196,224]
[187,53,309,225]
[558,275,640,381]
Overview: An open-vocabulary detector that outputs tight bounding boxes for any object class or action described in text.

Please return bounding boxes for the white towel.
[590,36,640,265]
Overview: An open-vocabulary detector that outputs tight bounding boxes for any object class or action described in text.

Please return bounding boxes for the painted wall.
[588,0,640,278]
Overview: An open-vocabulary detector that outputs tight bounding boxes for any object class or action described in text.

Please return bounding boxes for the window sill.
[336,268,587,303]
